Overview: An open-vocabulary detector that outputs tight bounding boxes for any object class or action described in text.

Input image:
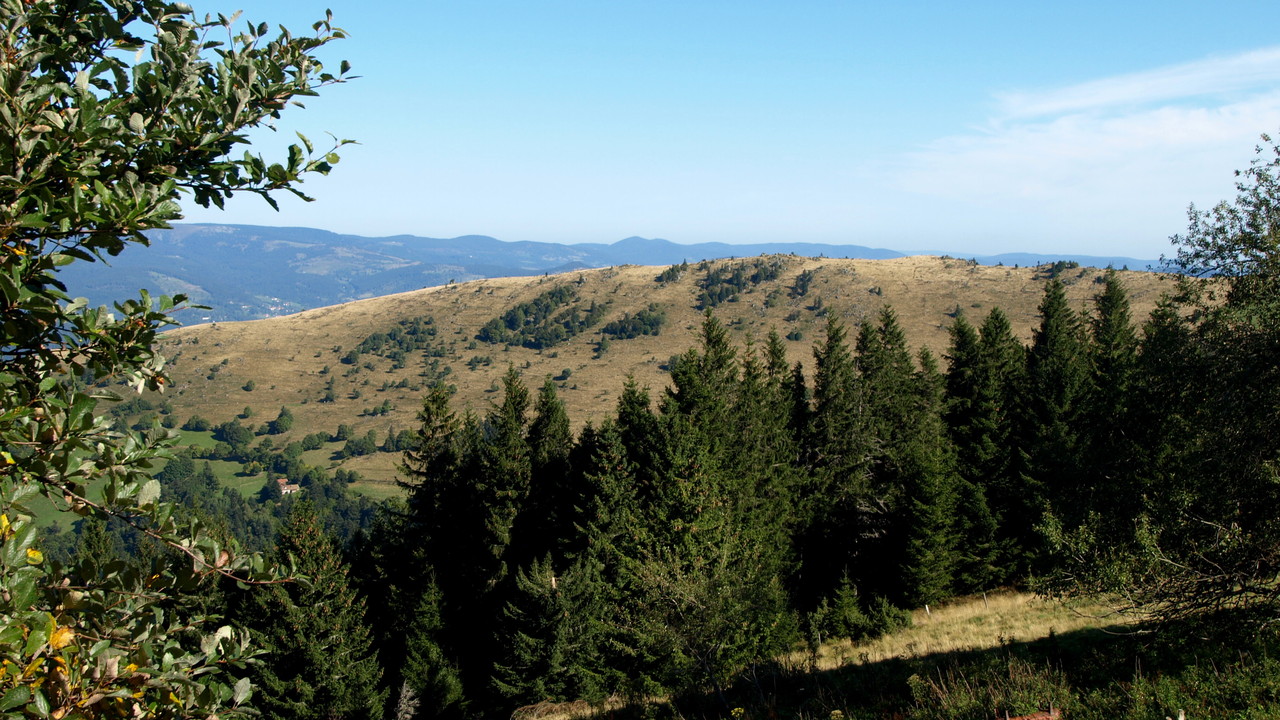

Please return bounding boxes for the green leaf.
[68,394,95,429]
[137,479,161,507]
[0,687,28,712]
[3,524,38,568]
[232,676,251,705]
[0,624,24,646]
[0,272,18,304]
[23,619,49,656]
[16,213,48,229]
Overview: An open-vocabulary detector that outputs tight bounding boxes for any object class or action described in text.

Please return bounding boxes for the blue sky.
[181,1,1280,258]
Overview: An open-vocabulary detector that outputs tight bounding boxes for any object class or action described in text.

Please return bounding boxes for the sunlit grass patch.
[807,591,1127,670]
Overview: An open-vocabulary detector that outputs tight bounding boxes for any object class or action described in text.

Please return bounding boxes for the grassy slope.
[138,256,1172,497]
[806,591,1124,670]
[546,593,1278,720]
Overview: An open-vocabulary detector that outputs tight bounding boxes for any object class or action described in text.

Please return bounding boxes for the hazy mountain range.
[61,224,1161,322]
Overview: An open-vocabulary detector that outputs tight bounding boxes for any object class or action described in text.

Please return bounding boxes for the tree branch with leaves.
[0,0,352,716]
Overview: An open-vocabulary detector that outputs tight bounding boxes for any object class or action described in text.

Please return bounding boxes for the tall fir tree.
[615,377,665,504]
[855,307,923,599]
[786,360,812,447]
[896,349,960,606]
[491,555,609,706]
[727,338,800,500]
[795,316,869,610]
[1016,279,1094,571]
[235,502,385,720]
[513,378,575,566]
[809,316,866,484]
[630,317,799,702]
[943,312,1010,591]
[944,313,983,443]
[1126,293,1200,527]
[661,312,738,448]
[397,582,466,720]
[764,328,792,385]
[568,419,647,698]
[1084,269,1141,527]
[395,372,537,710]
[972,307,1027,582]
[478,366,533,584]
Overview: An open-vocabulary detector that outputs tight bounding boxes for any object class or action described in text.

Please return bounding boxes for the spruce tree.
[568,420,647,697]
[1127,294,1199,523]
[514,378,575,565]
[944,312,1008,591]
[764,328,791,384]
[615,377,665,501]
[661,312,738,445]
[433,369,534,704]
[855,307,925,599]
[632,320,798,701]
[943,313,982,455]
[896,350,960,607]
[395,373,537,709]
[529,378,573,475]
[628,419,794,703]
[237,502,385,720]
[858,307,917,444]
[727,339,800,496]
[491,555,609,706]
[1012,280,1094,574]
[809,317,864,492]
[1085,269,1140,527]
[797,316,869,609]
[853,310,959,604]
[396,583,466,720]
[475,366,533,588]
[969,307,1027,582]
[951,476,1001,593]
[786,360,812,447]
[349,502,421,719]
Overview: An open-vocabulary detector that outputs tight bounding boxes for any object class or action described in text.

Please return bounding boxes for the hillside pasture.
[136,256,1173,487]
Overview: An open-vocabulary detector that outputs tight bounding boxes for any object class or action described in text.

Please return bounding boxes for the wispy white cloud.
[996,47,1280,119]
[888,48,1280,256]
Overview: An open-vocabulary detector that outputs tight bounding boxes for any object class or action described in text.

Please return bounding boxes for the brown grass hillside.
[149,255,1172,491]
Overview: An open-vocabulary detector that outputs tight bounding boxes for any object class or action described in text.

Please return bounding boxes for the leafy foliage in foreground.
[0,0,350,715]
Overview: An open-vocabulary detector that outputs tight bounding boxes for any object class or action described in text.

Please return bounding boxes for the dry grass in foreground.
[805,591,1127,671]
[524,592,1129,720]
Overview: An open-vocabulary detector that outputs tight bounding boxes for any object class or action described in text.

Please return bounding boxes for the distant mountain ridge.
[59,223,1160,322]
